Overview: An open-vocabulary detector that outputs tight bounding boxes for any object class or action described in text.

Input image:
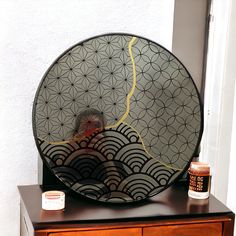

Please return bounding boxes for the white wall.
[226,0,236,220]
[200,0,234,204]
[228,82,236,236]
[172,0,208,92]
[0,1,174,235]
[200,0,236,234]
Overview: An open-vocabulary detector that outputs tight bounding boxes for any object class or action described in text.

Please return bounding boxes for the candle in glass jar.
[188,162,211,199]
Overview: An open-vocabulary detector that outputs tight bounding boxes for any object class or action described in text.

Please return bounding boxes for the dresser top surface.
[18,183,233,228]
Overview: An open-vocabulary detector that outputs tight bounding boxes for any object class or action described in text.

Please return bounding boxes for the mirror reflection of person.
[69,108,126,201]
[68,108,109,197]
[71,108,105,148]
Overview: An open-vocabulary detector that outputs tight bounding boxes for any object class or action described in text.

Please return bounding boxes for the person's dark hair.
[74,108,105,136]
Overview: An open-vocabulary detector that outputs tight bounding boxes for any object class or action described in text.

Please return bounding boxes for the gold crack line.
[38,36,183,171]
[106,36,137,129]
[105,36,182,171]
[121,121,183,171]
[40,37,138,145]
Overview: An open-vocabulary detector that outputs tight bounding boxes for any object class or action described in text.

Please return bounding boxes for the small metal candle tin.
[42,191,65,210]
[188,162,211,199]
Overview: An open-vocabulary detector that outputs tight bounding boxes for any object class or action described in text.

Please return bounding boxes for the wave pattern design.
[34,34,202,171]
[33,33,203,203]
[39,123,179,202]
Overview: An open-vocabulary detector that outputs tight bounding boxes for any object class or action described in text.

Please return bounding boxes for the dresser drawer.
[49,228,141,236]
[143,222,222,236]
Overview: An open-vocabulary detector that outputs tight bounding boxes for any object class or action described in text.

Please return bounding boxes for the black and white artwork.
[33,33,203,203]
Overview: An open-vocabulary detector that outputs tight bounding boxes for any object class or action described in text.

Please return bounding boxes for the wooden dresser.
[18,183,234,236]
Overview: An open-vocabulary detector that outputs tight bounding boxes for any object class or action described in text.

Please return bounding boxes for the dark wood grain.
[48,228,141,236]
[143,222,222,236]
[18,183,234,236]
[18,183,232,228]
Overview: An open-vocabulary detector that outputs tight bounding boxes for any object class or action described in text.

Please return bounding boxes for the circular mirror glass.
[33,33,203,203]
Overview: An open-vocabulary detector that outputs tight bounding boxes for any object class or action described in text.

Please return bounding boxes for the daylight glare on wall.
[0,0,175,235]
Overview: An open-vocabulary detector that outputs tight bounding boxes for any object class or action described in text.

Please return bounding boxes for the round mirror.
[33,33,203,203]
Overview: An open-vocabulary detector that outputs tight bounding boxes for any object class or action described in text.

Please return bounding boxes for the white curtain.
[200,0,236,204]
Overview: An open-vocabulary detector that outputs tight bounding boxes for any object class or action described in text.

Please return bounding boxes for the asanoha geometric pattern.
[33,33,203,203]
